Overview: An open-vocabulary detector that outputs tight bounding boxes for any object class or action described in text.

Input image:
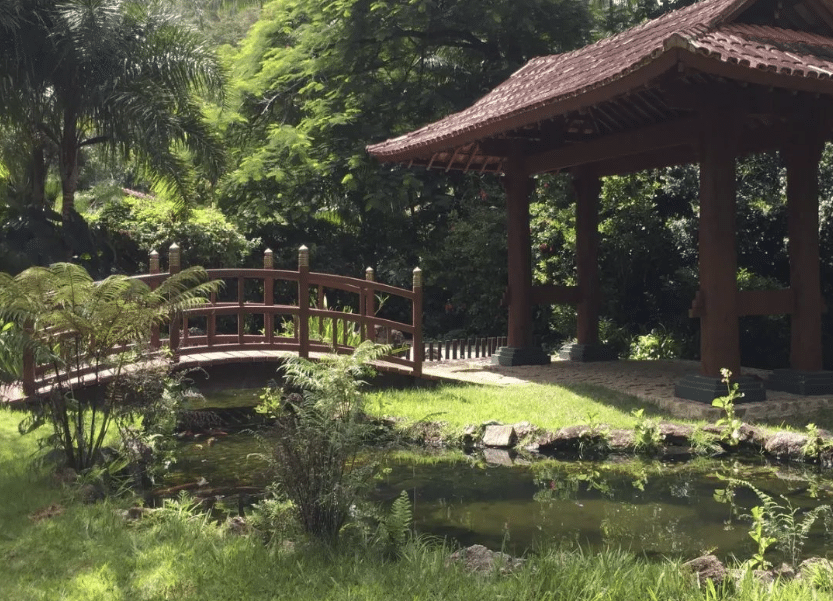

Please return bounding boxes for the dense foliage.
[1,0,832,367]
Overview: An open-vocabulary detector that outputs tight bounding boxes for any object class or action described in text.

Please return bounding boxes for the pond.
[160,387,833,563]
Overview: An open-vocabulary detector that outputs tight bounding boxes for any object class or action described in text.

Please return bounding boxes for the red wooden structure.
[22,245,423,396]
[368,0,833,401]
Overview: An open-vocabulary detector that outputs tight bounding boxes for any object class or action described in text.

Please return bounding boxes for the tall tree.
[0,0,226,218]
[220,0,593,275]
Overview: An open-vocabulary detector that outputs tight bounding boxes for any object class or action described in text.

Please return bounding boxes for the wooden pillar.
[264,248,274,346]
[784,132,824,371]
[298,245,310,358]
[504,166,535,348]
[573,171,601,345]
[149,250,161,350]
[697,117,740,377]
[412,267,423,377]
[168,243,181,360]
[365,267,375,343]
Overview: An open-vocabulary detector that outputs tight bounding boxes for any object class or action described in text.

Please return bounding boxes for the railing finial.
[413,267,423,289]
[365,267,374,281]
[298,245,309,269]
[149,250,160,274]
[169,243,181,274]
[264,248,274,269]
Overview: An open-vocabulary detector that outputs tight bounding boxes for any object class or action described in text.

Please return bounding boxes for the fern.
[722,477,833,566]
[384,490,413,553]
[0,262,220,471]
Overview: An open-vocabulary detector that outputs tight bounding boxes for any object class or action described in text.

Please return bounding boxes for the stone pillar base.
[674,374,766,404]
[491,347,551,367]
[767,369,833,396]
[558,342,618,362]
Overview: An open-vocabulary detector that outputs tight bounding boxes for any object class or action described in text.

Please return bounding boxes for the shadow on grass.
[545,381,679,422]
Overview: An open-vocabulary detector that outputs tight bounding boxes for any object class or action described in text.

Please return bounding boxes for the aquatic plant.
[632,408,663,454]
[712,368,744,446]
[724,477,833,567]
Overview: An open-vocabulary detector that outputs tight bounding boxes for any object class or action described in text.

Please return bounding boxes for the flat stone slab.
[482,425,516,448]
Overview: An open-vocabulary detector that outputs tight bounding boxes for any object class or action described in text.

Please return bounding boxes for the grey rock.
[798,557,833,583]
[226,516,249,535]
[764,431,808,459]
[682,554,727,586]
[607,429,635,451]
[482,425,516,448]
[446,544,524,575]
[659,423,694,446]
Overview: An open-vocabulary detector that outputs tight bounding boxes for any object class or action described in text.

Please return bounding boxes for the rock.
[483,448,513,466]
[682,554,727,586]
[537,425,610,454]
[446,544,524,575]
[798,557,833,584]
[78,483,105,504]
[764,431,808,459]
[226,516,249,535]
[118,506,154,521]
[771,563,795,580]
[751,569,775,585]
[512,421,537,440]
[461,425,480,446]
[482,425,516,448]
[607,429,635,452]
[659,423,694,446]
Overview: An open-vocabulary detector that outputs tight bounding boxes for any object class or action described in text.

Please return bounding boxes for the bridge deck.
[1,349,440,405]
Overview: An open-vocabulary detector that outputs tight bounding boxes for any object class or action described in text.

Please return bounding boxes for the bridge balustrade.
[22,245,423,395]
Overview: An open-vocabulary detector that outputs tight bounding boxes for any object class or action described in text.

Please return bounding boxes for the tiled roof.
[367,0,833,163]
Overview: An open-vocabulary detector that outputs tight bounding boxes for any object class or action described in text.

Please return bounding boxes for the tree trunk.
[60,109,79,219]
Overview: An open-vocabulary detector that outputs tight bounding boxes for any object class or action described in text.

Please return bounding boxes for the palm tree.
[0,0,226,218]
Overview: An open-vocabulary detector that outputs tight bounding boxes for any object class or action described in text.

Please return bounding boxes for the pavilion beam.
[769,125,833,394]
[525,117,699,175]
[492,147,550,366]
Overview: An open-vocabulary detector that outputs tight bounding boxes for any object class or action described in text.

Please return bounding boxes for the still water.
[162,389,833,562]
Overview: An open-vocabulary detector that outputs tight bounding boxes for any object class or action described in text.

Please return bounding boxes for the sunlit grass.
[367,382,680,434]
[2,406,832,600]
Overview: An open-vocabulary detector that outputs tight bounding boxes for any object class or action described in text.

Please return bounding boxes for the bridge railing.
[23,245,423,395]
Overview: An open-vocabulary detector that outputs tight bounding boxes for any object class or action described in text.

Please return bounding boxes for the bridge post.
[22,320,35,396]
[298,246,310,358]
[264,249,274,346]
[149,250,160,350]
[365,267,375,342]
[412,267,423,377]
[168,243,181,361]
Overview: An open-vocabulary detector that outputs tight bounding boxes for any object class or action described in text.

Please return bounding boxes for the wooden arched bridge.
[17,245,507,399]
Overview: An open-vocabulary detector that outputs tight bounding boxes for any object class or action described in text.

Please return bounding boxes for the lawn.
[367,381,678,433]
[2,387,832,600]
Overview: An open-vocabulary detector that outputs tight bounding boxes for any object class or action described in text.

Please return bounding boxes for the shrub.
[257,341,389,543]
[87,188,259,268]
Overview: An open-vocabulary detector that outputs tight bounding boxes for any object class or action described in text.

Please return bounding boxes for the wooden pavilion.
[367,0,833,402]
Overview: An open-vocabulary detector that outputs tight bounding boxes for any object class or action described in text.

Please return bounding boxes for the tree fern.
[0,262,219,471]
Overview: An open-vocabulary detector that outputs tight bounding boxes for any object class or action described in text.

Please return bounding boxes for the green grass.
[2,407,833,600]
[368,382,678,434]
